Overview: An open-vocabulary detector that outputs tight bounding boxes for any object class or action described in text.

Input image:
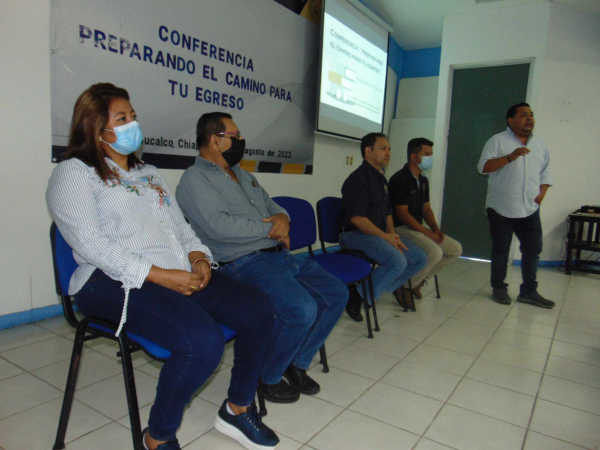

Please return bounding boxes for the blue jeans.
[339,231,428,301]
[220,250,348,384]
[75,269,274,441]
[487,208,543,294]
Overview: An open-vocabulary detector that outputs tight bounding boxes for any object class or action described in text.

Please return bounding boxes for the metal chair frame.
[270,197,378,338]
[366,254,441,312]
[314,198,380,337]
[50,223,265,449]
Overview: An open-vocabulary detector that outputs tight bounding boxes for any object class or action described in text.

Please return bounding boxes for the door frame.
[439,58,535,264]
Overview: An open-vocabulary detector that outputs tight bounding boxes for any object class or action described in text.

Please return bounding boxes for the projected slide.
[320,13,387,125]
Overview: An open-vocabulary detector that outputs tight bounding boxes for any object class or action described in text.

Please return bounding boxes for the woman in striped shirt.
[46,83,280,450]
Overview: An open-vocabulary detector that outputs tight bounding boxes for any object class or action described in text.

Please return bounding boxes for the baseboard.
[0,249,344,331]
[0,304,64,330]
[512,260,565,267]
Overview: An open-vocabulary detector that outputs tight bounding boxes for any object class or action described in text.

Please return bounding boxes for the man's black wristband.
[506,156,512,163]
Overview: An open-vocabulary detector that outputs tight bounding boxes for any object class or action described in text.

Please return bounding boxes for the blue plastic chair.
[271,197,379,338]
[317,197,440,312]
[314,196,383,330]
[50,223,243,450]
[317,195,417,312]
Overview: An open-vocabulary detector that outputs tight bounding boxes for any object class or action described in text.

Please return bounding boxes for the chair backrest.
[271,196,317,252]
[50,223,80,327]
[317,197,344,250]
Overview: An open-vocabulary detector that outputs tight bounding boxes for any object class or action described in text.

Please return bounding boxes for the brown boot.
[393,287,414,310]
[402,287,415,309]
[412,281,425,299]
[392,288,406,309]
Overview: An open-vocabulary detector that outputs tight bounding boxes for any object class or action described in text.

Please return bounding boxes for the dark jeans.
[221,250,348,384]
[487,208,543,294]
[339,231,428,302]
[75,269,274,441]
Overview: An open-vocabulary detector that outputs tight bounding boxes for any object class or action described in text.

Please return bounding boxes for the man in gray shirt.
[176,112,348,405]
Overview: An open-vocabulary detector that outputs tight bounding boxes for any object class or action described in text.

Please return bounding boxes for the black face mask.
[220,138,246,167]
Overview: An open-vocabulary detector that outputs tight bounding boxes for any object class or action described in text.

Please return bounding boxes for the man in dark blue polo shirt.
[339,132,427,320]
[389,138,462,299]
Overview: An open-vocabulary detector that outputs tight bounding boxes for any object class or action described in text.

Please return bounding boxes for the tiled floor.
[1,260,599,449]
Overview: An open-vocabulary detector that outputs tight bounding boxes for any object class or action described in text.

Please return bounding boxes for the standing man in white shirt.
[477,103,554,308]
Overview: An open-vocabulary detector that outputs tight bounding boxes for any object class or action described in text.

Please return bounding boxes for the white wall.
[534,3,600,261]
[395,76,439,121]
[162,133,362,210]
[434,2,600,262]
[382,66,398,137]
[0,0,394,318]
[387,76,438,194]
[0,0,56,316]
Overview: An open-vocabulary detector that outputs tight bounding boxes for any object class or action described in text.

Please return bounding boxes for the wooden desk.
[565,211,600,276]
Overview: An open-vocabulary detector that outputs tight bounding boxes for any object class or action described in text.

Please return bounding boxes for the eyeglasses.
[216,131,242,140]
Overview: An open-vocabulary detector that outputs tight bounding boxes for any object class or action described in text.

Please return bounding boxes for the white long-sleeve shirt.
[46,157,213,296]
[477,128,553,218]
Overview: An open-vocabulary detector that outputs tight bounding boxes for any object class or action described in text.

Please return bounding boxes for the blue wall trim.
[0,303,64,330]
[388,38,404,78]
[0,246,343,330]
[512,260,565,267]
[401,47,441,79]
[0,248,347,330]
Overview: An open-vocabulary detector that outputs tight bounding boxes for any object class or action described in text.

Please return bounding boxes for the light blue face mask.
[418,156,433,172]
[101,121,143,155]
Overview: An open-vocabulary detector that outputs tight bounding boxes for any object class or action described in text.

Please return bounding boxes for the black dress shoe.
[346,303,363,322]
[517,291,555,309]
[283,365,321,395]
[258,380,300,403]
[346,285,364,322]
[492,288,511,305]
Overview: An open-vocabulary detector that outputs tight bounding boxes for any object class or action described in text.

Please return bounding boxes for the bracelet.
[191,257,211,272]
[506,156,512,163]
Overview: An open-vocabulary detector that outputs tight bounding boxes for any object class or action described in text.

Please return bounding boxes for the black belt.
[219,244,285,267]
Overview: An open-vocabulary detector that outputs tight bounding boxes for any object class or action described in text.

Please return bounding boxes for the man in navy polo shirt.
[339,132,427,320]
[389,138,462,299]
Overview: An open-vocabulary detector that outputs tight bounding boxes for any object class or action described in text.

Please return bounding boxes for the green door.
[442,64,530,259]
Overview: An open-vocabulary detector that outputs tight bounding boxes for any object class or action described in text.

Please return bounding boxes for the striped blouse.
[46,157,214,296]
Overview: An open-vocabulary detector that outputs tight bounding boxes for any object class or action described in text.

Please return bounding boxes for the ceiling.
[359,0,600,50]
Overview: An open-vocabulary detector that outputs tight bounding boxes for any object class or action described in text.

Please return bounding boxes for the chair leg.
[367,276,379,332]
[361,281,374,339]
[319,344,329,373]
[53,319,89,450]
[435,274,441,298]
[117,332,144,450]
[408,280,417,312]
[257,389,267,417]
